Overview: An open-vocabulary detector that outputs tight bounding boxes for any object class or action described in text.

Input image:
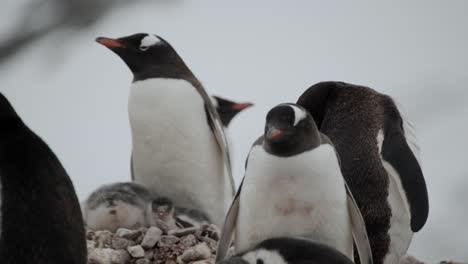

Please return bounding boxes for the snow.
[1,1,467,262]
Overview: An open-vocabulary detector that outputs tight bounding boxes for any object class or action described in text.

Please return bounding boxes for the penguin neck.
[263,131,321,157]
[132,62,199,87]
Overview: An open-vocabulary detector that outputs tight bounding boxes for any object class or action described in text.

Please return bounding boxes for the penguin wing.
[345,183,374,264]
[202,92,235,197]
[216,177,244,262]
[382,100,429,232]
[130,152,135,181]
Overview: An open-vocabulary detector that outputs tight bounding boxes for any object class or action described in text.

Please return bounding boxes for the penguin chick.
[82,182,155,232]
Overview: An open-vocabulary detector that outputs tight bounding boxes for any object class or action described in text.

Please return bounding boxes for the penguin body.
[96,33,234,226]
[217,104,372,264]
[0,93,86,264]
[151,196,211,229]
[82,182,155,232]
[217,237,354,264]
[297,82,428,264]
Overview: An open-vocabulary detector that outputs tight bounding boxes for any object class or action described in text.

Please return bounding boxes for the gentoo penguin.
[96,33,234,226]
[82,182,155,232]
[216,103,372,264]
[0,93,86,264]
[211,96,253,127]
[217,237,354,264]
[296,81,429,264]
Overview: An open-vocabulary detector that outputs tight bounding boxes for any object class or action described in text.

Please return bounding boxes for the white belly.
[235,144,353,258]
[129,78,225,226]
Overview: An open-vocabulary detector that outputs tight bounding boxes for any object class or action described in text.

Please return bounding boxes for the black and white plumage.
[216,103,372,264]
[217,237,354,264]
[96,33,235,226]
[82,182,155,232]
[211,96,253,127]
[297,81,429,264]
[0,93,86,264]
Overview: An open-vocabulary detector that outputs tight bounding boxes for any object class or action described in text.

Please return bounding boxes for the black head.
[212,96,253,127]
[263,103,320,156]
[96,33,191,81]
[0,93,18,119]
[152,197,174,218]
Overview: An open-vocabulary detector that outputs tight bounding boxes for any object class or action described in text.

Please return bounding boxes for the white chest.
[128,78,224,224]
[235,145,352,256]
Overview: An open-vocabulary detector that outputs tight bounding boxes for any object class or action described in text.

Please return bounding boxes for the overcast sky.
[1,1,467,262]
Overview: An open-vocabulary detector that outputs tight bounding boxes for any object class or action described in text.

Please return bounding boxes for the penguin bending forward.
[211,96,253,127]
[297,82,429,264]
[217,237,354,264]
[96,33,235,226]
[0,93,86,264]
[216,103,372,264]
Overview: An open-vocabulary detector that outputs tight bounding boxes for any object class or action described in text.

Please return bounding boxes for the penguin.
[217,237,354,264]
[96,33,235,227]
[82,182,155,232]
[211,96,253,127]
[0,93,86,264]
[296,81,429,264]
[216,103,373,264]
[151,196,179,230]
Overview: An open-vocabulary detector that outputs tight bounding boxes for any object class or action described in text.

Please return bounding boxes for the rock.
[158,235,180,247]
[115,228,142,241]
[127,245,145,258]
[112,237,133,250]
[155,219,172,234]
[168,227,197,237]
[136,259,152,264]
[192,259,215,264]
[141,226,163,249]
[180,243,211,262]
[88,248,130,264]
[94,230,113,248]
[197,236,217,251]
[145,249,156,260]
[180,234,198,248]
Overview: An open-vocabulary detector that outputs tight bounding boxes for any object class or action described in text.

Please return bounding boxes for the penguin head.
[151,197,174,220]
[264,103,320,156]
[212,96,253,127]
[96,33,186,79]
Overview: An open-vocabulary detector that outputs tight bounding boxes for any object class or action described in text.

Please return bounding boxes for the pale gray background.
[1,1,467,262]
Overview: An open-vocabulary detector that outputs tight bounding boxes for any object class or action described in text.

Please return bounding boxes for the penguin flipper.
[382,101,429,232]
[216,177,244,262]
[203,97,235,197]
[130,152,135,181]
[345,183,374,264]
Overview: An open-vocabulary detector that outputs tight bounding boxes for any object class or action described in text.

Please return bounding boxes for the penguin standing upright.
[0,93,86,264]
[216,103,372,264]
[217,237,355,264]
[297,82,429,264]
[96,33,235,226]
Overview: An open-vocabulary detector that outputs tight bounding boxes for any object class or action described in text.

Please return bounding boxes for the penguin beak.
[95,37,126,49]
[267,128,283,140]
[231,103,253,111]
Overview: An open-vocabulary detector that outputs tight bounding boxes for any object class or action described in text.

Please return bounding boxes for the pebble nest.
[86,224,220,264]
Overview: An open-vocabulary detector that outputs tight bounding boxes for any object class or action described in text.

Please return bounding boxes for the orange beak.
[95,37,125,49]
[231,103,253,110]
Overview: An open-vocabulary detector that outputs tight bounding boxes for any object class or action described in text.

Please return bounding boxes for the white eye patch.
[139,34,161,50]
[290,105,307,126]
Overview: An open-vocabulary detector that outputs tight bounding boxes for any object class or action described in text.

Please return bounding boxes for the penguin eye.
[139,45,149,51]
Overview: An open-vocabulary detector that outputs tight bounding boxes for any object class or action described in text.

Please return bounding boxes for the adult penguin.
[297,81,429,264]
[0,93,86,264]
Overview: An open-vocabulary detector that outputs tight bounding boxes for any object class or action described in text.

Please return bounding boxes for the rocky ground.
[86,224,220,264]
